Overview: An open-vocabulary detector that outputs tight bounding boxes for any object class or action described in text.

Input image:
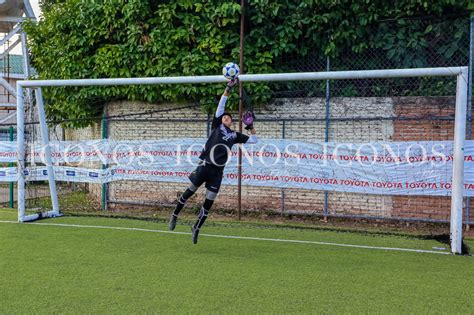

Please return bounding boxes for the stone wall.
[64,122,103,201]
[391,96,467,221]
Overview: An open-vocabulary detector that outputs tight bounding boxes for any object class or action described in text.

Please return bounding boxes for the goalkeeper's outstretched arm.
[215,94,227,118]
[216,78,239,117]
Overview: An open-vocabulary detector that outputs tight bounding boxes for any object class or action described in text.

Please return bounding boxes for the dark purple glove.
[242,110,255,130]
[225,78,239,93]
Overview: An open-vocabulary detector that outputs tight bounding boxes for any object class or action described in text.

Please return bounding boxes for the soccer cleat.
[191,225,200,244]
[168,214,178,231]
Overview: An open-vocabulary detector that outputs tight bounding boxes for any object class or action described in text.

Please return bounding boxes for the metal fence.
[267,16,470,98]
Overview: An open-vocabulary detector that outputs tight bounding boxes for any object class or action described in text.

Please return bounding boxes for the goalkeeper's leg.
[168,183,198,230]
[191,189,217,244]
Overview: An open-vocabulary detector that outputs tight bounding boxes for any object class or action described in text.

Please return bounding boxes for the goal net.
[10,67,470,254]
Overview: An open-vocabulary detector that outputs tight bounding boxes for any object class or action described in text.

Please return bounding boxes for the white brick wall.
[65,122,103,200]
[66,97,395,216]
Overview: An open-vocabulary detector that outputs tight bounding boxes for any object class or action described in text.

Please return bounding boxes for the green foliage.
[25,0,243,126]
[25,0,470,126]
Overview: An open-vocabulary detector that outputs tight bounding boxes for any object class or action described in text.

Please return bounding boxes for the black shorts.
[189,162,224,193]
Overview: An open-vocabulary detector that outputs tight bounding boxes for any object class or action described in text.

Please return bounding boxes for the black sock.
[194,207,209,229]
[173,188,195,216]
[193,198,214,229]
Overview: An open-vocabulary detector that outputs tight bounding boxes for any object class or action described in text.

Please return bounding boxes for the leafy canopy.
[25,0,470,127]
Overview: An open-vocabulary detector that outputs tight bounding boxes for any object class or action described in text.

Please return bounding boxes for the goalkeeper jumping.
[168,78,258,244]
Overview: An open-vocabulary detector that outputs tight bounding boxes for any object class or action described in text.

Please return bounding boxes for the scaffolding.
[0,0,35,118]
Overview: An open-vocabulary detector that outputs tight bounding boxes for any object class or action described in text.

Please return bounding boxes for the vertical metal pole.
[450,69,468,254]
[16,85,25,222]
[237,0,245,221]
[206,112,211,137]
[101,110,108,211]
[323,56,331,221]
[18,30,31,221]
[20,32,34,108]
[20,32,31,78]
[281,120,285,215]
[35,88,60,215]
[9,126,14,208]
[465,15,473,230]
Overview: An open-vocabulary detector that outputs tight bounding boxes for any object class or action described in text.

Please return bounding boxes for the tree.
[24,0,470,127]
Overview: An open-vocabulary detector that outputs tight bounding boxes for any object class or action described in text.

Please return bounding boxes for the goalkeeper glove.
[242,110,255,131]
[225,78,239,93]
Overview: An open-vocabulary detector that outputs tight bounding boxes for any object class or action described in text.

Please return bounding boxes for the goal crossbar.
[15,67,469,254]
[18,67,466,87]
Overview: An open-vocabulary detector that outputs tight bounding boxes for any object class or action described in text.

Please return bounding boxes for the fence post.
[237,0,246,221]
[281,120,286,215]
[466,14,473,231]
[101,110,108,211]
[9,126,14,208]
[206,112,210,137]
[323,56,331,221]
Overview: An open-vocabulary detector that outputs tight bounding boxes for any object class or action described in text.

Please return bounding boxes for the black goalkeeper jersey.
[199,114,249,167]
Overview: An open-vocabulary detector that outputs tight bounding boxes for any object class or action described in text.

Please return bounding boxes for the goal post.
[15,67,469,254]
[16,86,60,222]
[451,68,469,254]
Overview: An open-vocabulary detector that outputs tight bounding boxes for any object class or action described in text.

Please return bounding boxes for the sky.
[30,0,40,18]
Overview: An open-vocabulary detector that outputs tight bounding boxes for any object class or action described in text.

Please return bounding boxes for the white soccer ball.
[222,62,240,80]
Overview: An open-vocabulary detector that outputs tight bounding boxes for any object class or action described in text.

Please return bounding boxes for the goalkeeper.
[168,78,258,244]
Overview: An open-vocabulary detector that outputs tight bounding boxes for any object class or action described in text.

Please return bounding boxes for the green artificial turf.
[0,208,472,314]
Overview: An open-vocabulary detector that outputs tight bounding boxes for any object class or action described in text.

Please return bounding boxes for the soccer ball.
[222,62,240,80]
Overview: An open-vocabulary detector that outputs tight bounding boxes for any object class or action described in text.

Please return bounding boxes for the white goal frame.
[16,67,468,254]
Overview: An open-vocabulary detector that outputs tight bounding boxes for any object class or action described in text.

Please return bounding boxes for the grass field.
[1,208,473,313]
